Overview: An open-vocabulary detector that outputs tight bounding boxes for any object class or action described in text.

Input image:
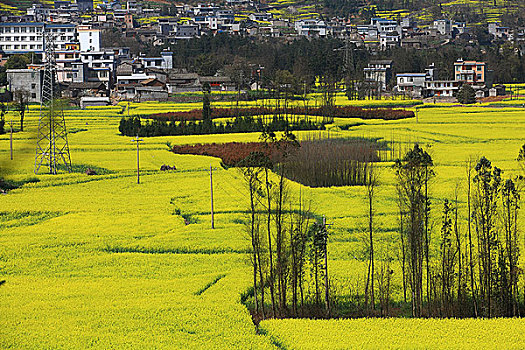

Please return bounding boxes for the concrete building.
[364,60,393,90]
[55,49,82,83]
[454,59,486,84]
[76,0,94,12]
[371,18,400,34]
[45,24,77,51]
[139,52,173,70]
[0,22,45,55]
[425,80,460,97]
[80,96,110,109]
[433,19,452,36]
[80,50,116,86]
[6,68,44,103]
[395,72,427,97]
[78,25,101,52]
[295,20,328,37]
[380,32,400,49]
[488,22,511,39]
[173,24,200,39]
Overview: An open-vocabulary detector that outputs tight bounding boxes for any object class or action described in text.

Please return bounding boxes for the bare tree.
[394,144,434,317]
[472,157,502,317]
[13,89,30,132]
[466,157,478,317]
[239,152,267,318]
[364,164,379,311]
[502,178,520,316]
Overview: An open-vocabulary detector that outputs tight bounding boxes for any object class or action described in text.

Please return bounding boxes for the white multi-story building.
[364,60,393,90]
[488,22,511,39]
[395,73,427,97]
[46,23,77,50]
[139,52,173,70]
[56,48,83,83]
[433,19,452,36]
[0,22,77,56]
[425,80,460,97]
[0,22,45,55]
[78,25,101,52]
[371,18,400,34]
[380,32,400,49]
[295,20,327,37]
[80,50,116,85]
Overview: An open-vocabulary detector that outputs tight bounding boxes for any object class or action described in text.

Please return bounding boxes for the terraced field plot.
[0,101,524,348]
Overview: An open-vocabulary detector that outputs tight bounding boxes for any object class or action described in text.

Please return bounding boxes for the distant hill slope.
[0,0,38,14]
[1,0,523,25]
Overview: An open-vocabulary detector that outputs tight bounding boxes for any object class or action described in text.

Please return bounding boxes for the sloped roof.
[199,76,231,83]
[67,82,107,90]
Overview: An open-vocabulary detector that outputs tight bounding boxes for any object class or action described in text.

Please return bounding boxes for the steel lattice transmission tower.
[34,29,72,175]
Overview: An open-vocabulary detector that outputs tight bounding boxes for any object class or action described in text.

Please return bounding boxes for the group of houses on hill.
[366,59,505,99]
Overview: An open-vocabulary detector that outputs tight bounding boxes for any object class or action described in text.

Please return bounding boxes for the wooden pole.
[10,118,13,161]
[210,165,214,229]
[131,135,143,184]
[136,138,140,184]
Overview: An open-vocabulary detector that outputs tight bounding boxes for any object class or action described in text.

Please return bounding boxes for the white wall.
[79,29,101,52]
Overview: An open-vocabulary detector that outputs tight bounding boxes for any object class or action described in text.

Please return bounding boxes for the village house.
[363,60,393,90]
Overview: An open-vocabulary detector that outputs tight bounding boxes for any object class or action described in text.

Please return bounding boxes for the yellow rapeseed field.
[0,99,524,348]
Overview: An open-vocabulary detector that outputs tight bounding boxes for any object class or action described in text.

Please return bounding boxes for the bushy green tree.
[457,84,476,104]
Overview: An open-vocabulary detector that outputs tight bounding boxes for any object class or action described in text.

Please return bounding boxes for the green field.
[0,100,524,348]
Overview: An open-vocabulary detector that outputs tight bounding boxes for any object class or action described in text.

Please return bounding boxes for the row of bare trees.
[239,138,523,319]
[393,145,524,318]
[239,132,334,319]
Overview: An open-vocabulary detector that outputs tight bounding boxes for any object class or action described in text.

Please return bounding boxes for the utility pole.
[131,135,143,184]
[9,118,13,161]
[210,165,215,229]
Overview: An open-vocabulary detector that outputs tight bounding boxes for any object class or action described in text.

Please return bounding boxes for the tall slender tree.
[394,144,434,317]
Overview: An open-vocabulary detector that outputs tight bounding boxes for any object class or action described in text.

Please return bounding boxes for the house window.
[31,83,36,90]
[31,93,36,99]
[477,74,482,80]
[399,78,404,83]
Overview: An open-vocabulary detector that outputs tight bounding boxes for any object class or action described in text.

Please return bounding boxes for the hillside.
[1,0,524,26]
